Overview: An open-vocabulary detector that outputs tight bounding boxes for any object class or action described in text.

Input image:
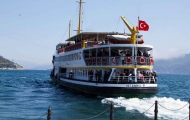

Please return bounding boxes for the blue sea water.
[0,70,189,120]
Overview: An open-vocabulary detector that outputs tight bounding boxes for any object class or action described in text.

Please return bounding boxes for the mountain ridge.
[0,55,24,69]
[154,53,190,74]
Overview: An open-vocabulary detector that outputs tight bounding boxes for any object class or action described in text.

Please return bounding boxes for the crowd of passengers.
[85,48,150,59]
[88,69,158,83]
[66,37,109,47]
[65,37,150,59]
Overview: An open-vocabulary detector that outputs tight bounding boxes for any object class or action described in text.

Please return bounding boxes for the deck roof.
[65,32,142,41]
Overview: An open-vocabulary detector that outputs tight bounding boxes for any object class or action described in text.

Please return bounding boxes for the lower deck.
[51,76,158,96]
[51,67,158,84]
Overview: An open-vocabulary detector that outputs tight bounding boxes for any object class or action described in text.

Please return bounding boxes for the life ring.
[149,57,154,65]
[125,57,132,64]
[139,57,145,64]
[112,57,118,64]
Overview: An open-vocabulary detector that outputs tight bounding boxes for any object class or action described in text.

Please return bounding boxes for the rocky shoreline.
[0,55,24,70]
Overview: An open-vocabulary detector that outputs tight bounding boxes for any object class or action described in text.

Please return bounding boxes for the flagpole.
[134,16,139,83]
[135,16,139,66]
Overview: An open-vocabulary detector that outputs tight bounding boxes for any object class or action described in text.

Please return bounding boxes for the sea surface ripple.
[0,70,189,120]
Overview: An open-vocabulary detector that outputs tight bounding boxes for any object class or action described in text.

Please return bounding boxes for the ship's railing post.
[47,106,51,120]
[110,102,114,120]
[154,100,158,120]
[189,99,190,120]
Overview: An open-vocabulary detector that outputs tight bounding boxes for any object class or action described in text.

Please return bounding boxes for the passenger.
[118,72,123,83]
[69,70,74,79]
[116,72,120,83]
[126,50,131,57]
[122,72,126,82]
[137,71,141,81]
[94,39,98,44]
[140,71,145,83]
[153,71,158,82]
[119,50,126,65]
[105,37,108,44]
[105,49,109,56]
[104,71,108,83]
[88,70,93,81]
[97,51,101,57]
[78,38,81,43]
[143,49,149,57]
[128,71,133,83]
[100,39,105,45]
[112,70,116,82]
[132,71,135,82]
[95,70,99,82]
[67,42,70,46]
[125,70,129,76]
[142,71,146,76]
[98,71,102,82]
[108,69,112,76]
[100,49,105,57]
[148,72,153,83]
[137,49,142,56]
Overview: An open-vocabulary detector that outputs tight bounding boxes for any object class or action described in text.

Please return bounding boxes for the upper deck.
[53,32,154,71]
[56,32,143,54]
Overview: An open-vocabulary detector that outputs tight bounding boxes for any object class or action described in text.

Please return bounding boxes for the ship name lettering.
[126,84,143,87]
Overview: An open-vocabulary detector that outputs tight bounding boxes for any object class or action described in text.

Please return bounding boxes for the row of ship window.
[54,52,81,62]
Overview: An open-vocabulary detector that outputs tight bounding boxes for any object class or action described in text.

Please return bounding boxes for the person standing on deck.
[143,49,149,57]
[119,50,126,65]
[128,71,133,83]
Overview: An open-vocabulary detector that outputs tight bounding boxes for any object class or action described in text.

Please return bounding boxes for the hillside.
[154,53,190,74]
[0,56,24,69]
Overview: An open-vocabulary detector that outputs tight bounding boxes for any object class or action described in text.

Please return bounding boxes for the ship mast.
[68,20,72,44]
[69,20,71,38]
[77,0,83,34]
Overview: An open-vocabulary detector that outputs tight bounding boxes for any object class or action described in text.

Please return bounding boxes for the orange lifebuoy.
[125,57,132,64]
[112,57,118,64]
[139,57,145,64]
[149,57,154,65]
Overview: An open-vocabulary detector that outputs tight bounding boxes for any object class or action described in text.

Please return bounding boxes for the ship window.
[78,52,81,59]
[68,55,71,60]
[74,53,77,60]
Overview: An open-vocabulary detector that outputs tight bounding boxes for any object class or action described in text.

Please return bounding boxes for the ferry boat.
[50,0,158,96]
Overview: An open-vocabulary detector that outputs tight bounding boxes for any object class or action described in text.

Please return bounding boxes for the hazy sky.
[0,0,190,68]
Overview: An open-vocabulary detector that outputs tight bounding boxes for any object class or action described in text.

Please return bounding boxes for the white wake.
[101,97,189,120]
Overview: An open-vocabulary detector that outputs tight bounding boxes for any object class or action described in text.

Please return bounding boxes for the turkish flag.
[138,20,149,31]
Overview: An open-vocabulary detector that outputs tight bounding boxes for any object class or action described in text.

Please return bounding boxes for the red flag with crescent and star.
[138,20,149,31]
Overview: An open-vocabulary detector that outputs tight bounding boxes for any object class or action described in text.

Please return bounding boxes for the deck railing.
[58,73,157,84]
[84,56,154,66]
